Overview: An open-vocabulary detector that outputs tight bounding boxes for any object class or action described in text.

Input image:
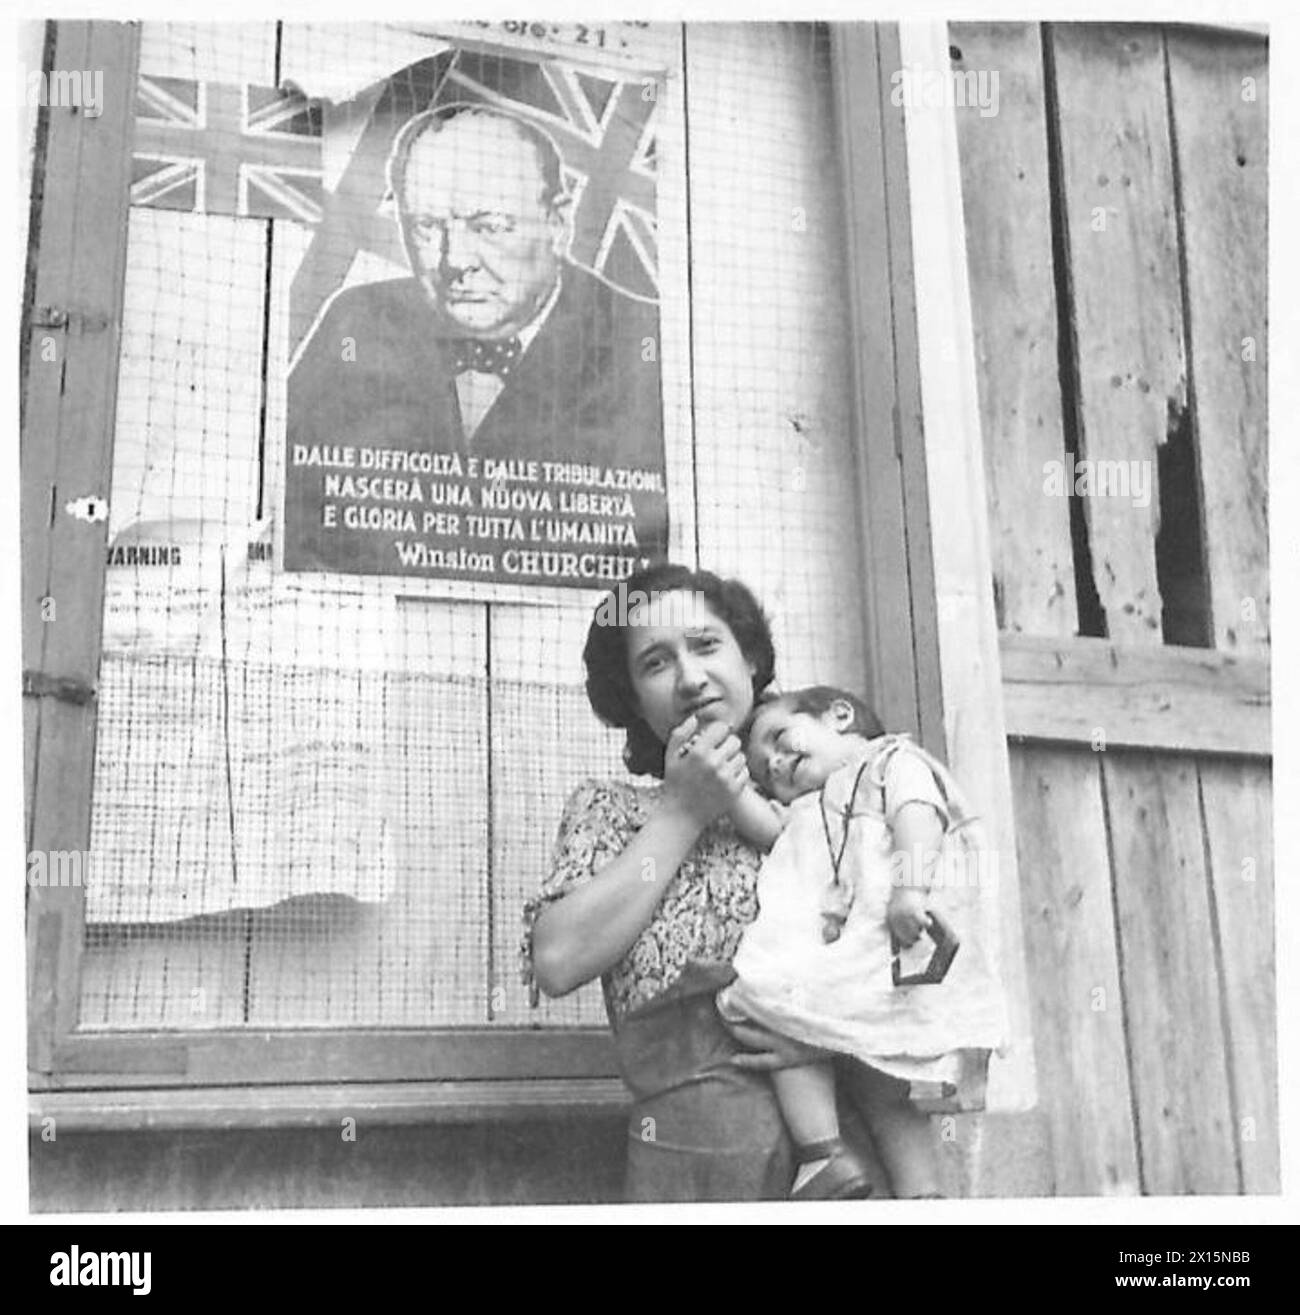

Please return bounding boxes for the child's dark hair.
[583,562,776,778]
[749,685,885,740]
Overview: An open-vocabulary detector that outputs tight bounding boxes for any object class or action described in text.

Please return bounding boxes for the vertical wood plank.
[875,23,945,753]
[1009,745,1140,1193]
[18,16,51,846]
[16,19,47,312]
[24,21,141,1066]
[1102,750,1239,1193]
[1049,24,1185,644]
[895,19,1036,1113]
[1198,758,1278,1193]
[833,24,921,733]
[1166,32,1268,653]
[951,22,1076,638]
[22,19,91,774]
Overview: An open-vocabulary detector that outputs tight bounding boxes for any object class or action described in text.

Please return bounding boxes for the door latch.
[22,670,97,706]
[30,304,110,334]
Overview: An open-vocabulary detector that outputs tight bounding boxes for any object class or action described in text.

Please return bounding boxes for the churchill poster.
[283,43,668,589]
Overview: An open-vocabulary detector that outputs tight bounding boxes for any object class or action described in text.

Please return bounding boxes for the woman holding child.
[521,562,1005,1203]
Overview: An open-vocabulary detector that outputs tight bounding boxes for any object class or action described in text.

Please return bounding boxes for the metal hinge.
[30,304,110,334]
[22,670,97,706]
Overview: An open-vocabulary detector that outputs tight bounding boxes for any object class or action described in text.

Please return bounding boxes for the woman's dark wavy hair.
[583,562,776,778]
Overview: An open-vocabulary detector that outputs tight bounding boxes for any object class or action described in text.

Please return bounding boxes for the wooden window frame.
[1001,634,1270,758]
[25,19,970,1123]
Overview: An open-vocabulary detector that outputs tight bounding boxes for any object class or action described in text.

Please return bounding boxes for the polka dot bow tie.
[446,336,523,378]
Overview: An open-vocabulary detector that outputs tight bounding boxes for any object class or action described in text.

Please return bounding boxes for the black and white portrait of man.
[287,102,663,465]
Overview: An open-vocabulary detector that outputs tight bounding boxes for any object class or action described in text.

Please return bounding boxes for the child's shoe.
[791,1138,874,1200]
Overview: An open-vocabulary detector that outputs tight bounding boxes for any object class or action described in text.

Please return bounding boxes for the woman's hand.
[886,887,931,948]
[661,714,749,829]
[723,1016,833,1071]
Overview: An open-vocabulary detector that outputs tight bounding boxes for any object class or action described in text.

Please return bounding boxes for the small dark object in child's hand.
[891,909,960,986]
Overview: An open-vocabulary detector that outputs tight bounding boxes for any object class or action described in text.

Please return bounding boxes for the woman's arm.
[531,800,707,996]
[532,717,747,997]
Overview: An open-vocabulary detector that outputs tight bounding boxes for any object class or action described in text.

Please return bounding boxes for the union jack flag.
[288,47,660,361]
[132,74,324,224]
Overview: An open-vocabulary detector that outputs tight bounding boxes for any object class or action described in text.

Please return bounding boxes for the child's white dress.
[718,734,1008,1089]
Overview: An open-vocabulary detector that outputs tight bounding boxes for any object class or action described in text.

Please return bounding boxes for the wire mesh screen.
[81,20,868,1034]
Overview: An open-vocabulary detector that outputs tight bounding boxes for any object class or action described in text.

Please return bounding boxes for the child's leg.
[771,1062,873,1198]
[844,1061,943,1198]
[770,1062,840,1149]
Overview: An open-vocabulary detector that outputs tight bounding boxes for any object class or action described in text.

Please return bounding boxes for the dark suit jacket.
[287,261,662,467]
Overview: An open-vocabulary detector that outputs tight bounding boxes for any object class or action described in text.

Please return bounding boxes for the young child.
[717,686,1008,1200]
